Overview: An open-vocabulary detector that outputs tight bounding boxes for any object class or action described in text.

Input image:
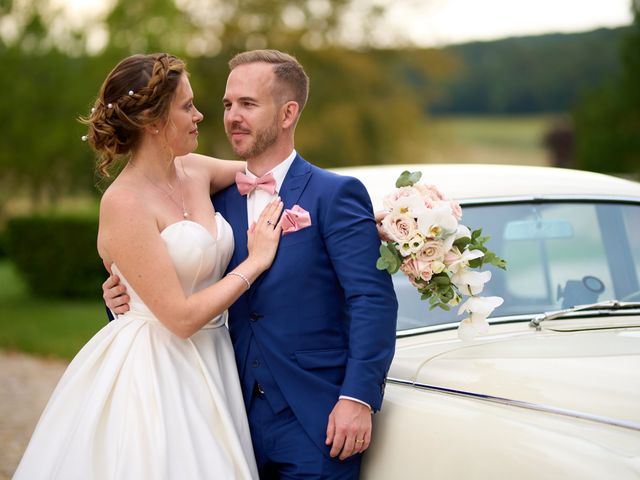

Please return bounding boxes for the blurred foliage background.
[1,0,637,219]
[0,0,639,357]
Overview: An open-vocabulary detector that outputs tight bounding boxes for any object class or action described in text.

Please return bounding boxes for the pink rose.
[450,201,463,220]
[418,240,445,263]
[382,213,418,243]
[383,186,420,210]
[415,183,445,203]
[400,256,434,285]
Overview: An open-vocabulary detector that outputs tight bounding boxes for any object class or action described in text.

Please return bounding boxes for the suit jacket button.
[252,360,260,368]
[250,312,259,322]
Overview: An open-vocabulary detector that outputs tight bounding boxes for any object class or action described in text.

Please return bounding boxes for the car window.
[623,206,640,288]
[395,201,640,332]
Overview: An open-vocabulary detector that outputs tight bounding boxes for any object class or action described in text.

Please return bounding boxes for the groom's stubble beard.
[228,114,280,161]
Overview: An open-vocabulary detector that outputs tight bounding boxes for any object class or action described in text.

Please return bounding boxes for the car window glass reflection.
[394,202,640,331]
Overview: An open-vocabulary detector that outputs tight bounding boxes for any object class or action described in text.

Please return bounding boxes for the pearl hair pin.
[81,135,88,142]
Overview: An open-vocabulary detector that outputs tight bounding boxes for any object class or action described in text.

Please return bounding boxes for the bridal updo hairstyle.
[81,53,186,177]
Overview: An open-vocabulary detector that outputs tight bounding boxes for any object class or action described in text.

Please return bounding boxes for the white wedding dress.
[14,215,259,480]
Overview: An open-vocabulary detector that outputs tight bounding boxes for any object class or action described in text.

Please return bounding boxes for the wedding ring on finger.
[355,439,364,444]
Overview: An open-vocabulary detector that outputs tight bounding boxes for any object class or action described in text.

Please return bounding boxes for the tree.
[573,1,640,176]
[0,0,453,218]
[0,49,106,204]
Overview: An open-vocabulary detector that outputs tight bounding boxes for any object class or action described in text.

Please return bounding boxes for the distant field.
[411,114,561,166]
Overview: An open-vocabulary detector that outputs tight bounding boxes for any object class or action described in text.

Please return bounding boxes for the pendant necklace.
[139,166,189,219]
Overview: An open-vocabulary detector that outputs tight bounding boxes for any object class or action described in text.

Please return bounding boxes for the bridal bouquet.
[376,171,507,340]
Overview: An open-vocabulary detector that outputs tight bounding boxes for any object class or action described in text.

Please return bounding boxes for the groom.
[216,49,397,478]
[107,49,397,478]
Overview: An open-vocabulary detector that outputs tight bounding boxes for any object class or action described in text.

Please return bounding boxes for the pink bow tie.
[235,172,277,196]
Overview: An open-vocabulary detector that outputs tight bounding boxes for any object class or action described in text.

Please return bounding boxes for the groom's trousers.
[248,384,361,479]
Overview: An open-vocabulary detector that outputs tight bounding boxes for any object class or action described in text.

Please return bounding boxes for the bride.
[13,53,281,479]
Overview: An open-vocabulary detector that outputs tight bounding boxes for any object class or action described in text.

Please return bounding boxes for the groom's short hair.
[229,49,309,113]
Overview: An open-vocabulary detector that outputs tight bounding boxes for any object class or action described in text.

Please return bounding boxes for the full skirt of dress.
[13,313,258,479]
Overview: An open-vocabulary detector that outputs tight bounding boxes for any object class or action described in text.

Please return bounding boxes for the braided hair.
[80,53,186,177]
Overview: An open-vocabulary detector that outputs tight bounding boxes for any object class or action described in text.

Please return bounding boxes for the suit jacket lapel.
[279,154,312,209]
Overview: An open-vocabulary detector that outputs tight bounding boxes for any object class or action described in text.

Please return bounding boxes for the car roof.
[331,164,640,205]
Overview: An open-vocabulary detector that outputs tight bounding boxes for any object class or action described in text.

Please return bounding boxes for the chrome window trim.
[458,195,640,206]
[395,315,531,338]
[386,377,640,432]
[396,310,640,337]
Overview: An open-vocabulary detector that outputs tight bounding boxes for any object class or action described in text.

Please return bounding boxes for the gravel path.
[0,350,67,480]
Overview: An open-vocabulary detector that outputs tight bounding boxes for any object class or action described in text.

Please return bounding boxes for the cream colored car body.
[333,164,640,479]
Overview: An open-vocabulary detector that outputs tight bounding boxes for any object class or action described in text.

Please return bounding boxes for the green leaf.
[431,274,451,285]
[453,236,471,249]
[395,170,422,188]
[468,258,482,269]
[376,243,401,274]
[376,257,389,271]
[488,255,508,270]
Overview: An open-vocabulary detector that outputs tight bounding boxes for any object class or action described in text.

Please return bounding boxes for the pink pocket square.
[281,205,312,235]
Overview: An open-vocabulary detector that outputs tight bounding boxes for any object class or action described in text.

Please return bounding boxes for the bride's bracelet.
[227,271,251,291]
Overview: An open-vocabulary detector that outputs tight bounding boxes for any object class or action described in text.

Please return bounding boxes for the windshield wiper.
[529,300,640,330]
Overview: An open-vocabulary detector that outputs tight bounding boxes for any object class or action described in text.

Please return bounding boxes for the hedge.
[6,215,105,298]
[0,229,6,259]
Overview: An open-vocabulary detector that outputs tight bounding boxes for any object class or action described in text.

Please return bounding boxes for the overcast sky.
[386,0,634,46]
[58,0,634,47]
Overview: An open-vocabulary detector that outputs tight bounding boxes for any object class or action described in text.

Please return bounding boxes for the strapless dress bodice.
[112,214,234,328]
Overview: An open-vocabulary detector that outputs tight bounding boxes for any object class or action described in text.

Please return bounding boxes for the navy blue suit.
[213,154,397,477]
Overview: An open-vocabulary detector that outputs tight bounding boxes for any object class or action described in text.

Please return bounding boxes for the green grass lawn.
[0,260,106,360]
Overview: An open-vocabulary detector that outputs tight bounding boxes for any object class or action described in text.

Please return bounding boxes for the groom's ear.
[280,101,300,129]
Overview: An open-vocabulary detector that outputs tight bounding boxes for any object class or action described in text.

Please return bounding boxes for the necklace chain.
[139,167,189,219]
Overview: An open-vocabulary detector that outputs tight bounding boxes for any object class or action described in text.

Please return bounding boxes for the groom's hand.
[325,398,372,460]
[102,261,130,315]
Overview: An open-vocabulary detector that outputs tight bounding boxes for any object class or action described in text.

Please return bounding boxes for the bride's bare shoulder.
[179,153,245,191]
[179,153,223,173]
[99,178,148,222]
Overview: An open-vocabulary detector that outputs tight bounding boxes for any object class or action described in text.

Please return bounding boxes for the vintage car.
[334,164,640,479]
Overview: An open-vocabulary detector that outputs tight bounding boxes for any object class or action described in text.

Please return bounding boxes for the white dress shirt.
[245,150,297,224]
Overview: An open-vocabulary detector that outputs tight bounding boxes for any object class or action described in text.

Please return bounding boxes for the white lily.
[457,316,490,341]
[451,270,492,295]
[445,248,484,274]
[389,192,428,218]
[417,204,458,238]
[458,296,504,320]
[454,224,471,240]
